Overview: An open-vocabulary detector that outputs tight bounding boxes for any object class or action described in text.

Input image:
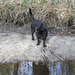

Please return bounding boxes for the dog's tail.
[29,8,35,20]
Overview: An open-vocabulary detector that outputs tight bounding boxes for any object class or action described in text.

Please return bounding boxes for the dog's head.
[35,23,46,31]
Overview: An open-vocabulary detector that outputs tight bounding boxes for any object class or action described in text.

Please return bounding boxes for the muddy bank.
[0,32,75,63]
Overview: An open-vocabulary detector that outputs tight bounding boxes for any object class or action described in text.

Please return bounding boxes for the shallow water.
[0,61,75,75]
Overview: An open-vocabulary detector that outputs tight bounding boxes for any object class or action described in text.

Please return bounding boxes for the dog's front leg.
[43,39,46,47]
[32,33,34,40]
[31,30,35,40]
[37,38,40,45]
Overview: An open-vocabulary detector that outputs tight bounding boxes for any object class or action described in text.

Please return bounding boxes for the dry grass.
[0,0,75,34]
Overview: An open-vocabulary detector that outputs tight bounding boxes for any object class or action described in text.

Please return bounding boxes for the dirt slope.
[0,32,75,63]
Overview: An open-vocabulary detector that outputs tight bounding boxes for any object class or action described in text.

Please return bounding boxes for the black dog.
[29,8,48,47]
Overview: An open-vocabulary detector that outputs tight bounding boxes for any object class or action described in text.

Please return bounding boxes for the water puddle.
[0,61,75,75]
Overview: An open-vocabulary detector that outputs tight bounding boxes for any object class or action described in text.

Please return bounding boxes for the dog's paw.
[32,38,35,40]
[37,43,40,45]
[43,44,47,47]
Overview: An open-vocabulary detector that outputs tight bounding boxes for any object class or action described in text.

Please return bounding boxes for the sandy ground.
[0,32,75,63]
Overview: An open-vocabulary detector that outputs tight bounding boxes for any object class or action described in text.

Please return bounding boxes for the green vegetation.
[74,8,75,11]
[24,0,28,7]
[33,0,36,3]
[70,13,75,17]
[6,2,12,11]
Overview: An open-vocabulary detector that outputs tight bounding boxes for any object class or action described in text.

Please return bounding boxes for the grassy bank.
[0,0,75,34]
